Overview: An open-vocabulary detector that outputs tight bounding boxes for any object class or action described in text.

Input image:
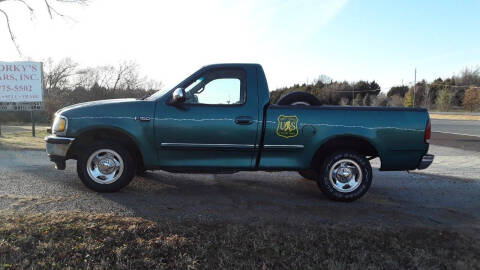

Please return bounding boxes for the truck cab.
[152,64,265,169]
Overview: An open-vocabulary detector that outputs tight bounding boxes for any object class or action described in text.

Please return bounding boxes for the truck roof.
[201,63,262,69]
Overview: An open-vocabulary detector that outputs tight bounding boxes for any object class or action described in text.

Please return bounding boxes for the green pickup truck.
[45,63,433,201]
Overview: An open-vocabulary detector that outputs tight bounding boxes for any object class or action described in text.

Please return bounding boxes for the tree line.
[271,66,480,112]
[270,78,384,106]
[399,67,480,112]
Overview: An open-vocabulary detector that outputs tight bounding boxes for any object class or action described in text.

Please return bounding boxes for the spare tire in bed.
[276,91,322,106]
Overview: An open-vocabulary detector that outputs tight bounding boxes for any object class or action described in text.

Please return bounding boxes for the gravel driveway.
[0,144,479,232]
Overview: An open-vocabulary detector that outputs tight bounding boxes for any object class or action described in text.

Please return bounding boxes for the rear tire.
[316,151,372,202]
[277,91,322,106]
[298,170,316,181]
[136,165,148,176]
[77,141,136,192]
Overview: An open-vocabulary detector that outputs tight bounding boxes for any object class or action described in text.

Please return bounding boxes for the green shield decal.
[276,115,299,138]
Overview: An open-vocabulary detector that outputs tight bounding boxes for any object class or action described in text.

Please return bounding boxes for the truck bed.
[260,105,430,171]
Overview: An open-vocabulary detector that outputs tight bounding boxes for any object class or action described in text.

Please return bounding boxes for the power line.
[334,88,381,93]
[403,81,480,89]
[426,83,480,89]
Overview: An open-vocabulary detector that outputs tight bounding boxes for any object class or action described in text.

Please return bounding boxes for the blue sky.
[0,0,479,91]
[308,0,480,88]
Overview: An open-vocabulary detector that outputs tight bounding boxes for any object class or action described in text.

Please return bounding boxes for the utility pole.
[413,68,417,107]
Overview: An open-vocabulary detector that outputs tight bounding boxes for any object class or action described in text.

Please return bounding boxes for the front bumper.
[45,135,75,170]
[417,154,434,170]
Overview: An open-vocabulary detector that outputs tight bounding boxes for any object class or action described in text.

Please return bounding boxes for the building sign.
[0,61,44,111]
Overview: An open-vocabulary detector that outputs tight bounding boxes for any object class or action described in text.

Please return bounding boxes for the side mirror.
[171,88,186,104]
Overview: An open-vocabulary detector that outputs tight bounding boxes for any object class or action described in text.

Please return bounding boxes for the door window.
[184,69,246,105]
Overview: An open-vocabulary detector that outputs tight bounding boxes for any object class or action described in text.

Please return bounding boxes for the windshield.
[145,87,171,101]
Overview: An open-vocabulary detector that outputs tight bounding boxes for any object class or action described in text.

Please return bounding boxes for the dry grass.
[430,113,480,121]
[0,213,478,270]
[0,194,66,211]
[0,125,48,151]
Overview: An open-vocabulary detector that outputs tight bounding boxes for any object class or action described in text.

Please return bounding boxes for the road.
[430,119,480,152]
[0,144,479,233]
[431,119,480,137]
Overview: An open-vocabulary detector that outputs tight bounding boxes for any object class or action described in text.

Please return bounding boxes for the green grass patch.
[0,125,49,151]
[0,213,478,269]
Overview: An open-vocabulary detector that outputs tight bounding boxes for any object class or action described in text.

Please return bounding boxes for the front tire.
[316,151,372,202]
[77,141,136,192]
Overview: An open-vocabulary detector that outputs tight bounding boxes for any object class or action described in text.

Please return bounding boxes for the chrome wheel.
[328,159,363,193]
[86,149,124,184]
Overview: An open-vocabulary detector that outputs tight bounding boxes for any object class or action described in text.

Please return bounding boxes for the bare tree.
[387,95,404,107]
[0,0,87,55]
[143,78,164,91]
[44,57,78,90]
[456,67,480,86]
[73,67,101,89]
[84,62,141,90]
[112,61,143,90]
[372,93,388,107]
[92,65,116,89]
[72,62,163,91]
[463,87,480,112]
[315,74,333,85]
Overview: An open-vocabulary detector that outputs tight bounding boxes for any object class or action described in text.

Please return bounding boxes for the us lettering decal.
[276,115,299,138]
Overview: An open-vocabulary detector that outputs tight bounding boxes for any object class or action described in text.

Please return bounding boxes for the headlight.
[52,115,68,136]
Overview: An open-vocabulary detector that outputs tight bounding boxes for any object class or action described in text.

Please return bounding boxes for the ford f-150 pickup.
[45,63,434,201]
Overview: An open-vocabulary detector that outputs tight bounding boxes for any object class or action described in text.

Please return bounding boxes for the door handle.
[235,116,253,125]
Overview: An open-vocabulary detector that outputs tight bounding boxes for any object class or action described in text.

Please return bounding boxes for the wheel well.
[67,129,144,169]
[311,136,379,169]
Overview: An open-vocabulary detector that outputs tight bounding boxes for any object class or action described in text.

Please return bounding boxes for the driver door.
[154,68,259,169]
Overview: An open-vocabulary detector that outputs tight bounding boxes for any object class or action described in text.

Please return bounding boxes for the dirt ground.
[0,145,479,233]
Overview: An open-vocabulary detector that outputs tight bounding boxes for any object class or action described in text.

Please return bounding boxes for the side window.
[184,69,245,105]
